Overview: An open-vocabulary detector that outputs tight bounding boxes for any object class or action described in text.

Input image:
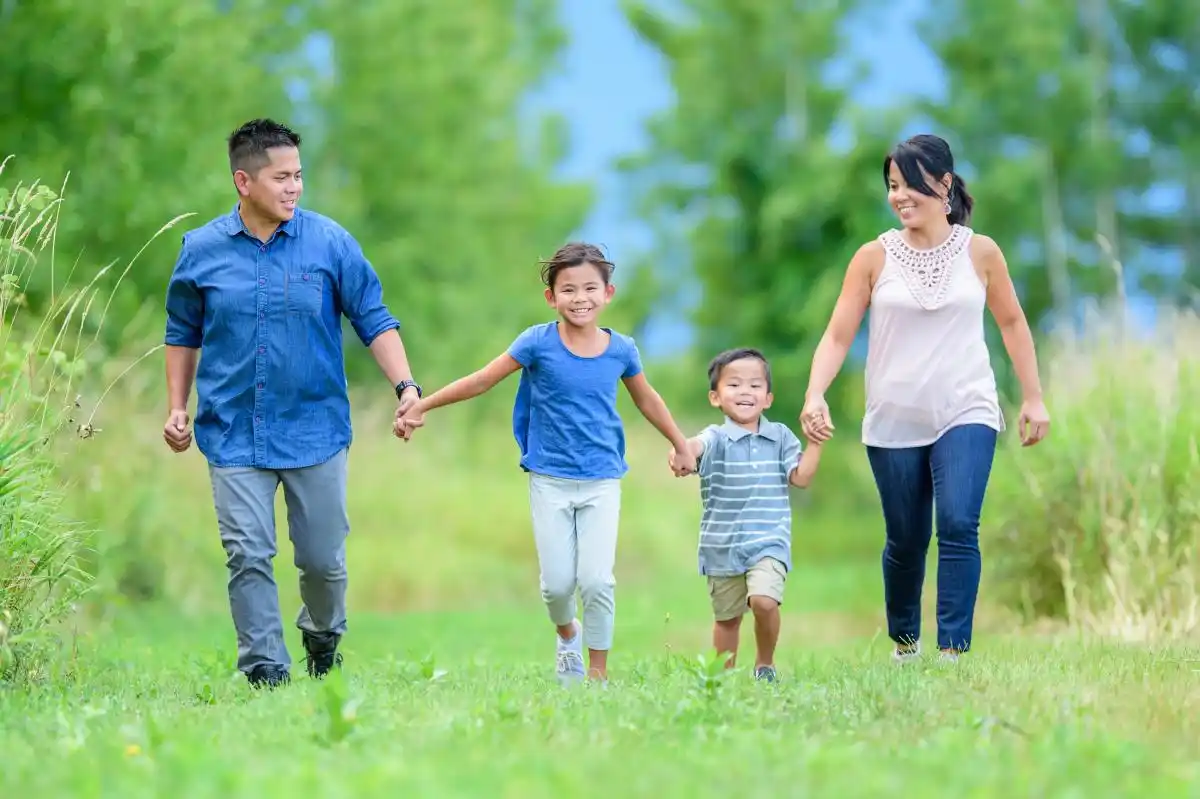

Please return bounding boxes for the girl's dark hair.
[883,134,974,226]
[538,242,615,289]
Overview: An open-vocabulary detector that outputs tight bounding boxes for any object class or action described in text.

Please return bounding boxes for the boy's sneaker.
[892,641,922,664]
[247,664,290,689]
[303,631,343,679]
[754,665,777,683]
[938,649,961,664]
[555,620,586,686]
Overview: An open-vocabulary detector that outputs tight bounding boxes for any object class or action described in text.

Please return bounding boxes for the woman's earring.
[943,197,952,215]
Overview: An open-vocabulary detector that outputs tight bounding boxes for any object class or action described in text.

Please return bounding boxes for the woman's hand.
[1017,397,1050,446]
[800,394,835,443]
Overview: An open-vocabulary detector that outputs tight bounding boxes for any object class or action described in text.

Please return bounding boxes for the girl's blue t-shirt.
[507,321,643,480]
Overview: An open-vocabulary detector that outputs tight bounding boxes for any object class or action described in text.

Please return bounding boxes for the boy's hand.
[670,445,697,476]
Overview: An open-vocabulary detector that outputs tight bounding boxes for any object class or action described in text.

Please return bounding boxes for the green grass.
[2,592,1197,797]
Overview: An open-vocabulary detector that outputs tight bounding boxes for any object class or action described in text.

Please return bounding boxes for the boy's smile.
[710,357,773,428]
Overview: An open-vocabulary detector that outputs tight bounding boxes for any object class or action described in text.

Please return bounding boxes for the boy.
[669,347,822,682]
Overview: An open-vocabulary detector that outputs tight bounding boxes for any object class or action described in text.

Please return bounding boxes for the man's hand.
[391,388,422,442]
[397,387,420,417]
[163,408,192,453]
[393,399,426,442]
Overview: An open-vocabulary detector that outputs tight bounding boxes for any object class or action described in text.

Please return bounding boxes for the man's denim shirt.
[164,206,399,469]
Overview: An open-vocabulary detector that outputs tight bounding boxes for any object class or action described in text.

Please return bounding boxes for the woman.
[800,134,1050,662]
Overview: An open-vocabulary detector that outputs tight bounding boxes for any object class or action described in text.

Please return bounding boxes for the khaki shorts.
[707,557,787,621]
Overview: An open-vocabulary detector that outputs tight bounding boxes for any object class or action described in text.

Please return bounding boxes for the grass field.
[3,594,1198,797]
[4,371,1200,797]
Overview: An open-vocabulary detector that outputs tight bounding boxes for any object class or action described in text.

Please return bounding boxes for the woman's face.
[887,160,949,229]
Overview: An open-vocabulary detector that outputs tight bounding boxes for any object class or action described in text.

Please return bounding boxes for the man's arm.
[335,230,415,397]
[166,346,199,411]
[163,236,203,451]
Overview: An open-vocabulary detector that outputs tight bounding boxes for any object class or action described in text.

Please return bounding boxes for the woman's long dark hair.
[883,134,974,225]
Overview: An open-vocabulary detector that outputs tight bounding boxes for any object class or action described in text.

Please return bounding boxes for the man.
[162,118,421,688]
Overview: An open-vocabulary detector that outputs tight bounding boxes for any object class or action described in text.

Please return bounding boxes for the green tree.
[919,0,1159,341]
[0,0,297,329]
[306,0,593,382]
[618,0,894,421]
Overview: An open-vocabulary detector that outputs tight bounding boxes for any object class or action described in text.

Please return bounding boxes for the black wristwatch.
[395,380,422,400]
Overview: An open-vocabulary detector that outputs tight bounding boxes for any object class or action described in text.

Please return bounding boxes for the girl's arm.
[622,373,694,467]
[396,353,521,437]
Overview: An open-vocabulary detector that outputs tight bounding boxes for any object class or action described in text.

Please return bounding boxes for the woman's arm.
[976,235,1050,445]
[805,241,879,400]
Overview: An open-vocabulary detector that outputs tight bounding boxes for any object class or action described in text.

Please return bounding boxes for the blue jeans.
[866,424,997,652]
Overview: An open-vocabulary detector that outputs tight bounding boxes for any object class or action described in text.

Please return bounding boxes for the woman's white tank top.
[861,224,1005,448]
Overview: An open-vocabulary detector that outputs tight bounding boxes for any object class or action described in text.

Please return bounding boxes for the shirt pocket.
[284,267,323,315]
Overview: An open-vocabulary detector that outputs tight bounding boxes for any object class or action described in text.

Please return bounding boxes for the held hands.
[163,408,192,453]
[667,445,697,477]
[392,389,424,442]
[799,393,834,443]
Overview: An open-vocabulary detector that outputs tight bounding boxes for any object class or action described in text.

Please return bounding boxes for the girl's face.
[887,160,950,230]
[545,263,614,328]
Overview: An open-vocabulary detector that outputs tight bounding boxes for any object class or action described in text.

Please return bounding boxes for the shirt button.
[258,346,265,354]
[302,274,309,281]
[255,416,262,423]
[259,279,266,286]
[257,382,264,389]
[260,246,267,253]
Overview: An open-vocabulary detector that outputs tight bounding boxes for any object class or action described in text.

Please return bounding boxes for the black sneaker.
[754,665,777,683]
[303,631,343,679]
[247,664,291,689]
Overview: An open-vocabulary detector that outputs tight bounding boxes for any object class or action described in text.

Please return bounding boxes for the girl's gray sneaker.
[555,620,586,685]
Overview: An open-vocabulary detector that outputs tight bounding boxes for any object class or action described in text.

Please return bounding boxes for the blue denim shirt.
[164,206,400,469]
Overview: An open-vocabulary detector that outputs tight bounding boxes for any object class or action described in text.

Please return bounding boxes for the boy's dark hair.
[228,118,302,176]
[708,347,772,391]
[539,242,615,290]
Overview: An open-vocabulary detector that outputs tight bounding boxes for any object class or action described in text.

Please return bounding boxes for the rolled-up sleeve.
[336,231,400,346]
[164,234,204,348]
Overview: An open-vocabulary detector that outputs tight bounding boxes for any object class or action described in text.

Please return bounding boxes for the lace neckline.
[878,225,972,310]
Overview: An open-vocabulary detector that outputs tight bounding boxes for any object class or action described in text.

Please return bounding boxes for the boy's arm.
[789,441,823,488]
[783,426,822,488]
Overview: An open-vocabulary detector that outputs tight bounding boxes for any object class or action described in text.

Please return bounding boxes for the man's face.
[235,146,302,223]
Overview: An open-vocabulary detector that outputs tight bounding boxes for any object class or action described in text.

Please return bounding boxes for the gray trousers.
[208,448,349,673]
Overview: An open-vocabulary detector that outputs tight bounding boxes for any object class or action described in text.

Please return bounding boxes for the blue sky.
[526,0,943,352]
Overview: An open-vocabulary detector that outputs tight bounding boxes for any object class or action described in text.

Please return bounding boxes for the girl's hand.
[670,445,697,476]
[394,405,425,441]
[1017,397,1050,446]
[800,394,834,442]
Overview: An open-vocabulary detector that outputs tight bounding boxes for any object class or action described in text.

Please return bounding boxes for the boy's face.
[545,263,614,328]
[709,357,772,425]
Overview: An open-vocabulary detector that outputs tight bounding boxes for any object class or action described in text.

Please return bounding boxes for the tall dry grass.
[984,302,1200,642]
[0,156,192,679]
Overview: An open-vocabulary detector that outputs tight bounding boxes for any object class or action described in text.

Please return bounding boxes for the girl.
[397,242,696,683]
